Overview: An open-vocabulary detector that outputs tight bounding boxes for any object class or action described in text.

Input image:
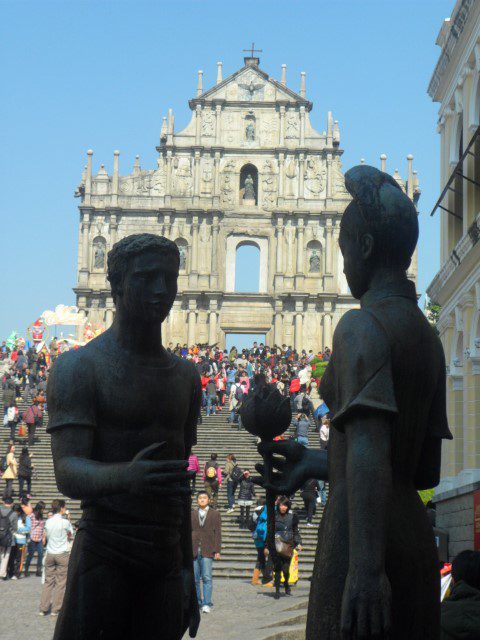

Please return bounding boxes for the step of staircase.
[2,395,324,578]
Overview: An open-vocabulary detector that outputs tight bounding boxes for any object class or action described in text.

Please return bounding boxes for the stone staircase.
[2,394,323,579]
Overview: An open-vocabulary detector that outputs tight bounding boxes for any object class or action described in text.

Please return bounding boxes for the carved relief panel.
[304,157,327,199]
[332,156,348,196]
[173,157,193,196]
[261,159,278,210]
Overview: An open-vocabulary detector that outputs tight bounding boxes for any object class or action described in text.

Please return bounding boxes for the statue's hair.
[342,165,418,270]
[107,233,179,299]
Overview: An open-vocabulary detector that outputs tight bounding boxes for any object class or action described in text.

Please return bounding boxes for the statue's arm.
[414,436,441,490]
[341,410,392,637]
[51,426,129,500]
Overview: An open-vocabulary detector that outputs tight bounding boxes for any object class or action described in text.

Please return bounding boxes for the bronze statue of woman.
[256,165,452,639]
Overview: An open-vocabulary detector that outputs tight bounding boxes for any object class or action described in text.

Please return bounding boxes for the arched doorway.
[235,242,260,292]
[225,234,268,293]
[240,163,258,204]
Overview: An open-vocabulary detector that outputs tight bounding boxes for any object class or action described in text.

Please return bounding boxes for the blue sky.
[0,0,453,341]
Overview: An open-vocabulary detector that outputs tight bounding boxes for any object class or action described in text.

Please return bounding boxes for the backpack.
[0,510,12,547]
[294,394,304,411]
[252,506,267,544]
[205,461,218,480]
[231,464,244,483]
[0,456,7,473]
[235,385,244,402]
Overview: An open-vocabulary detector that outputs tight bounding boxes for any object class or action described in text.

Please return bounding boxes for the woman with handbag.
[273,496,302,599]
[2,444,18,499]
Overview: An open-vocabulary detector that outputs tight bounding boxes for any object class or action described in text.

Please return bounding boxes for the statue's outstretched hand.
[127,442,194,496]
[252,440,319,495]
[341,569,391,639]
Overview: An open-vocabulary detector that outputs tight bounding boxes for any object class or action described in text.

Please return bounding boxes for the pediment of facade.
[195,64,310,107]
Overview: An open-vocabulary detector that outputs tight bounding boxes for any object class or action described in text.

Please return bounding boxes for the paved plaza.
[0,576,310,640]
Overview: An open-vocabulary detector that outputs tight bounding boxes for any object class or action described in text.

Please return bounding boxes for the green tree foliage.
[311,357,329,380]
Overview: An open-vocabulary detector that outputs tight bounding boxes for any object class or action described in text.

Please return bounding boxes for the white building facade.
[74,56,417,350]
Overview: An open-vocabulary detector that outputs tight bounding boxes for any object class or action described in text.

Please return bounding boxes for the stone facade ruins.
[74,56,418,350]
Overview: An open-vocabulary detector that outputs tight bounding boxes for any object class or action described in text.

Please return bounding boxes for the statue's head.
[107,233,179,322]
[339,165,418,299]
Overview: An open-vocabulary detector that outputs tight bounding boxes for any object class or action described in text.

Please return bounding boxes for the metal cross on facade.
[243,42,263,58]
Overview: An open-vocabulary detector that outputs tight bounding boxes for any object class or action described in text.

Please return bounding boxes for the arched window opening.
[235,242,260,292]
[92,237,106,271]
[175,237,188,271]
[306,240,322,275]
[240,163,258,205]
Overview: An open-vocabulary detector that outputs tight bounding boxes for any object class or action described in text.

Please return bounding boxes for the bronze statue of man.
[256,166,452,639]
[47,234,201,640]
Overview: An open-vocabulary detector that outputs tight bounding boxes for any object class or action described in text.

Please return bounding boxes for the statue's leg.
[53,530,129,640]
[130,562,184,640]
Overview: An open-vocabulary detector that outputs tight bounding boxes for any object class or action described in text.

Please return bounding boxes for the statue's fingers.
[271,456,286,470]
[251,475,265,487]
[254,463,265,475]
[132,442,166,462]
[259,440,294,458]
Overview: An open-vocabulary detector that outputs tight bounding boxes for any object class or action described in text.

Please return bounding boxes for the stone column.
[111,150,119,207]
[194,152,201,197]
[294,300,304,353]
[165,152,173,197]
[274,300,283,346]
[215,104,222,144]
[296,218,304,274]
[276,216,284,273]
[84,150,93,206]
[279,105,286,146]
[109,213,118,247]
[191,218,199,272]
[300,107,306,147]
[211,215,219,274]
[278,153,285,199]
[286,226,294,276]
[163,213,171,239]
[325,218,333,274]
[81,214,90,270]
[187,307,196,346]
[323,310,332,350]
[208,304,218,345]
[298,154,305,199]
[326,153,333,198]
[195,105,202,145]
[214,153,221,197]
